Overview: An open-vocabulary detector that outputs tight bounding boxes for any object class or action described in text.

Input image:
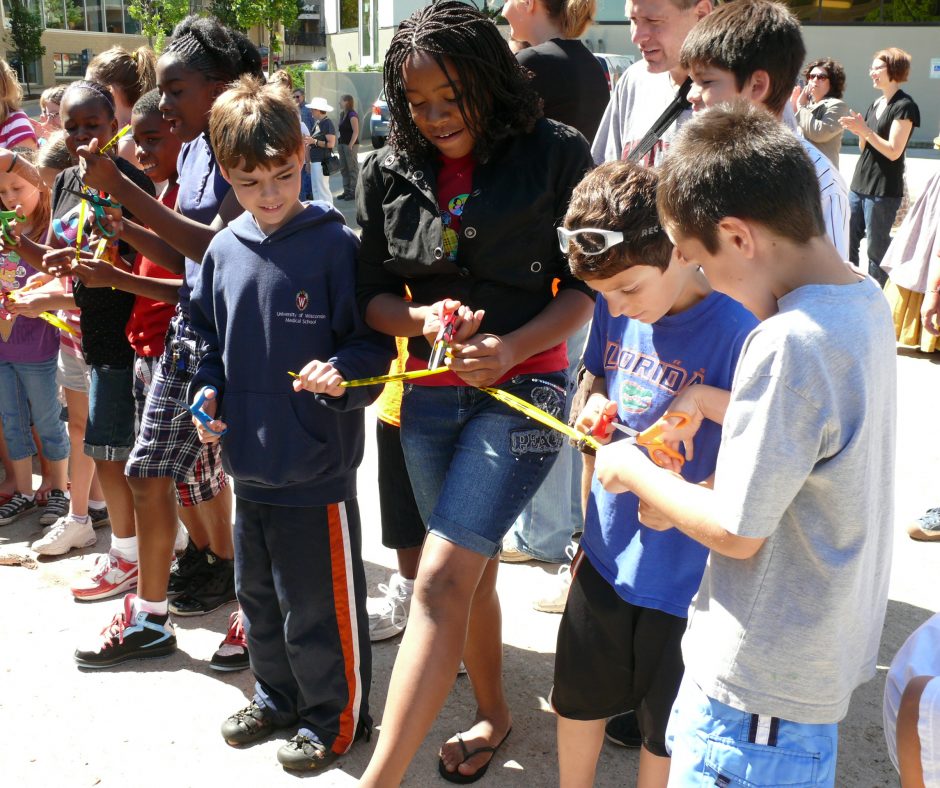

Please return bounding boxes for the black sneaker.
[168,549,236,616]
[0,493,37,526]
[210,610,250,672]
[221,700,287,746]
[605,710,642,748]
[39,489,71,527]
[89,505,110,529]
[277,721,371,771]
[167,540,208,597]
[74,594,177,669]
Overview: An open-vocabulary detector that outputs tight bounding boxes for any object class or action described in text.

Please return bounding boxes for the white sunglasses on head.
[557,227,624,256]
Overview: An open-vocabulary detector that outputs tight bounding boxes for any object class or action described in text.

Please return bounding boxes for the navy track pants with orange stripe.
[234,496,371,752]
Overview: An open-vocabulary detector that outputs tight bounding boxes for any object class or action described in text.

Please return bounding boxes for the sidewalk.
[0,151,937,787]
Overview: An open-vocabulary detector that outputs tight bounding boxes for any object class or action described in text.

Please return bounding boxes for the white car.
[594,53,636,92]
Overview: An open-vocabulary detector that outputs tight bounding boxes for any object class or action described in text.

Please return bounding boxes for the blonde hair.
[2,147,52,243]
[0,59,24,125]
[39,86,66,113]
[210,76,303,172]
[269,69,294,90]
[542,0,596,39]
[86,46,157,106]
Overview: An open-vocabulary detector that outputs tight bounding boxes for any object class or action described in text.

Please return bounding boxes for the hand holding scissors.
[593,410,691,471]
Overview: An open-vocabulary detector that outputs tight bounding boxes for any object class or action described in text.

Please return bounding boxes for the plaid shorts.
[125,314,227,507]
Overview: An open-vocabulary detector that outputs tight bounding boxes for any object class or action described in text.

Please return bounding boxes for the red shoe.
[72,550,139,601]
[210,609,249,672]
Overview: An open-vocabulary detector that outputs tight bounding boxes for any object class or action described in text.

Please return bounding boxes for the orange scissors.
[593,411,691,469]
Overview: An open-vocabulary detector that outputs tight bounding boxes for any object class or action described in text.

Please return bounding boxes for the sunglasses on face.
[808,72,829,80]
[557,227,625,256]
[40,111,59,119]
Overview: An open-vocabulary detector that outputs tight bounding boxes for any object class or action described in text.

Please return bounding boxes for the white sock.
[111,534,138,562]
[396,574,415,593]
[88,499,106,510]
[22,492,35,502]
[134,597,168,617]
[71,513,89,525]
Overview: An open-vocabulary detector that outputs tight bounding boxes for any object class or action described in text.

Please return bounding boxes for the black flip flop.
[437,727,512,784]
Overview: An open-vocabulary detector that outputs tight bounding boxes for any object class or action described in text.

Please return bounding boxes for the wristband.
[6,151,17,173]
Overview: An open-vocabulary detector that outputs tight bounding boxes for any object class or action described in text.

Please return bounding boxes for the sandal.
[437,727,511,784]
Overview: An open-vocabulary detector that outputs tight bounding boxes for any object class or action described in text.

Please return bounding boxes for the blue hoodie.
[189,203,395,507]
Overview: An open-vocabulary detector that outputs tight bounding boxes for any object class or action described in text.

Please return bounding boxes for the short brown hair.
[874,47,911,83]
[680,0,804,116]
[658,101,824,252]
[541,0,596,39]
[210,76,303,172]
[802,58,845,99]
[565,161,673,280]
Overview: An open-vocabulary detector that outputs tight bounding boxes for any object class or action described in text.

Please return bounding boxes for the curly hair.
[802,57,845,99]
[383,0,542,163]
[164,15,264,84]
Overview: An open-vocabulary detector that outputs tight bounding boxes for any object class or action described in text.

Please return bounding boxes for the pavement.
[0,151,938,787]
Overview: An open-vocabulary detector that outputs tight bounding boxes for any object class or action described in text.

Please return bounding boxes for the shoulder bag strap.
[627,76,693,164]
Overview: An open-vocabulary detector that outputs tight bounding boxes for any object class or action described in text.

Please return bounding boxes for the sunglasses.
[808,72,829,80]
[40,111,59,119]
[557,227,625,256]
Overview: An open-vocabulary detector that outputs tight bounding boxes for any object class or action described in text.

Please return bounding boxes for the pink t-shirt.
[0,111,39,149]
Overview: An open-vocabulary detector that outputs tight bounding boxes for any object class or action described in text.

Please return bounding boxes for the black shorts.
[376,419,425,550]
[551,552,686,757]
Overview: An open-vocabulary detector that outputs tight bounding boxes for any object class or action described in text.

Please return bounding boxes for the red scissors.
[593,411,691,469]
[428,301,458,369]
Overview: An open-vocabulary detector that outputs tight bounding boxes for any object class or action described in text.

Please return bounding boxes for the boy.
[187,77,394,771]
[595,102,895,785]
[678,0,850,259]
[552,160,758,787]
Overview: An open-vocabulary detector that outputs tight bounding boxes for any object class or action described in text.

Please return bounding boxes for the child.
[0,148,70,528]
[594,102,895,786]
[552,160,757,787]
[187,77,392,770]
[679,0,850,259]
[71,15,264,669]
[0,60,37,150]
[355,3,594,784]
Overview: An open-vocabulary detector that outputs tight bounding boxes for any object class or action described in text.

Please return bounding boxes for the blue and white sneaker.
[74,594,176,669]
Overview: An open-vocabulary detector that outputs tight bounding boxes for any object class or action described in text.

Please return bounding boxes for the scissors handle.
[192,386,227,436]
[636,412,691,467]
[428,302,458,370]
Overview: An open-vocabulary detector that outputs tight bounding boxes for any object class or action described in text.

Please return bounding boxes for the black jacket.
[356,118,594,362]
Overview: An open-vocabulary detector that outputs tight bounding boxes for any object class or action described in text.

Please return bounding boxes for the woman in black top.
[501,0,608,142]
[337,94,360,201]
[840,47,920,286]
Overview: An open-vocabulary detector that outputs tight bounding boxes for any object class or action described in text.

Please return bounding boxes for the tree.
[207,0,246,32]
[126,0,189,51]
[5,0,45,98]
[234,0,299,76]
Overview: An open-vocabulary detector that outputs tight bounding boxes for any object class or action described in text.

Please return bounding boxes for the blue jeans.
[504,323,589,561]
[86,364,135,461]
[400,373,567,557]
[666,676,839,787]
[0,356,69,461]
[848,191,901,288]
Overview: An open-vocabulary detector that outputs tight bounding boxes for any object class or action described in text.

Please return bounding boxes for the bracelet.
[6,151,17,173]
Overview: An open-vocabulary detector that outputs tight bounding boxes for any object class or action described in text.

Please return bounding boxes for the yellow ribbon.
[480,386,600,451]
[288,366,451,388]
[99,125,132,154]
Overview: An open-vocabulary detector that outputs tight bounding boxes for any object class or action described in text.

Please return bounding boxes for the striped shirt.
[800,136,850,259]
[0,111,38,148]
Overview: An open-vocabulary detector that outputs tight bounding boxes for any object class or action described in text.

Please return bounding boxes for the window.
[53,52,86,78]
[340,0,357,30]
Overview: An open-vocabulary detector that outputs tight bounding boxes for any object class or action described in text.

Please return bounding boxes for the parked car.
[370,90,390,149]
[594,53,636,92]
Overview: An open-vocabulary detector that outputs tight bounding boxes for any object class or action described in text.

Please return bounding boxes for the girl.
[0,148,69,528]
[71,14,262,671]
[356,3,593,783]
[0,60,37,150]
[337,94,360,200]
[86,46,158,167]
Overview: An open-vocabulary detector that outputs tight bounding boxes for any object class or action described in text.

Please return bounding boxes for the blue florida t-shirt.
[581,290,758,618]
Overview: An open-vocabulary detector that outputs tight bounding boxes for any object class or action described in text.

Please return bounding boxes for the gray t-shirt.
[682,277,896,724]
[591,60,692,167]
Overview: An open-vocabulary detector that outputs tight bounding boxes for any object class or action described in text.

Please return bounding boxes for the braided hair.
[384,0,541,163]
[164,15,264,84]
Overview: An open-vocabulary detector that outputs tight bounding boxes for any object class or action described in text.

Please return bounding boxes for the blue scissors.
[169,386,227,436]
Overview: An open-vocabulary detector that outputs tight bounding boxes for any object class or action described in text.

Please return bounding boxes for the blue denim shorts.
[400,372,567,557]
[666,675,839,787]
[85,364,135,461]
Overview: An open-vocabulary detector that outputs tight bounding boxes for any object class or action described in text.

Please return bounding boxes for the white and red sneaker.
[71,550,139,601]
[210,609,250,672]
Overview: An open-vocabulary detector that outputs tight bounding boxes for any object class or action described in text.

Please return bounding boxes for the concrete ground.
[0,151,937,787]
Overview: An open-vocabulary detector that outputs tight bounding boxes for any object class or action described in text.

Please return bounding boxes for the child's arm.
[77,142,239,263]
[594,443,765,559]
[7,289,76,316]
[90,213,185,275]
[43,247,181,302]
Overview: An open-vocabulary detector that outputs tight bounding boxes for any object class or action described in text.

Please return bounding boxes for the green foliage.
[43,0,85,30]
[127,0,188,50]
[284,64,307,88]
[4,0,45,94]
[229,0,299,72]
[207,0,246,31]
